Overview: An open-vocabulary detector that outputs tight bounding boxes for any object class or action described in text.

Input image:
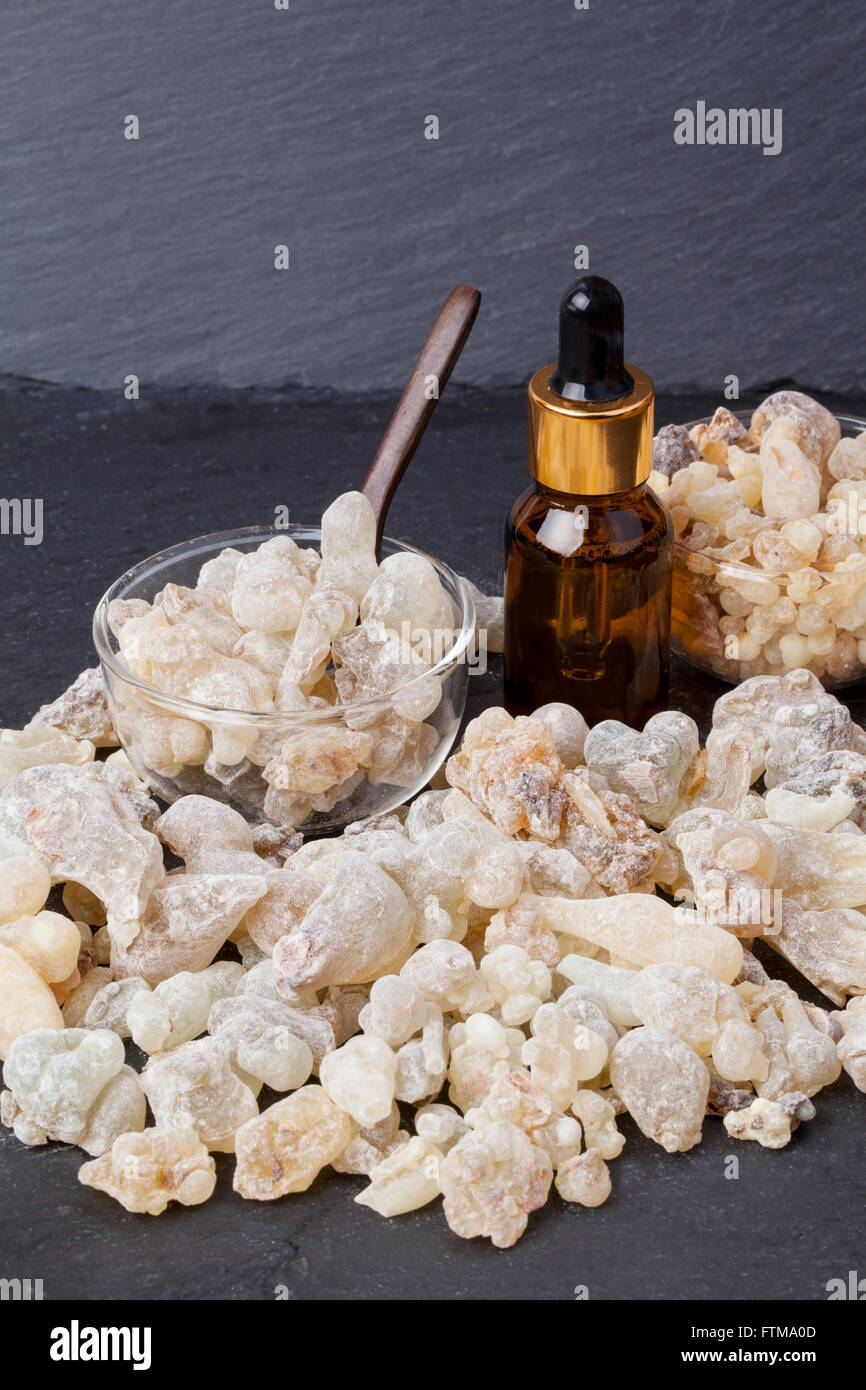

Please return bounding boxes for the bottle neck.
[529,477,649,508]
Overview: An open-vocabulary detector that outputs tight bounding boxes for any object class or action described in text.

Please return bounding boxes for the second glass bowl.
[671,411,866,690]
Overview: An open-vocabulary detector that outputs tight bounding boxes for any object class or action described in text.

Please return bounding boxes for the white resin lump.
[79,1126,216,1214]
[0,762,165,943]
[655,392,866,686]
[102,492,506,828]
[0,666,864,1248]
[3,1028,145,1155]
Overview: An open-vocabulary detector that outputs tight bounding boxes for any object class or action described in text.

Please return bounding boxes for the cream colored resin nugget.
[359,975,427,1047]
[318,491,379,604]
[750,391,840,466]
[208,991,324,1081]
[744,988,841,1098]
[583,711,700,827]
[31,668,118,747]
[75,1066,147,1157]
[485,895,561,968]
[571,1090,624,1160]
[393,815,525,943]
[523,1003,608,1108]
[127,961,245,1052]
[759,418,822,521]
[464,1071,582,1170]
[438,1120,552,1249]
[446,708,566,839]
[0,857,51,925]
[479,944,552,1026]
[399,939,476,1005]
[629,962,746,1054]
[609,1027,709,1153]
[230,548,311,634]
[157,582,245,655]
[557,773,660,893]
[80,977,151,1039]
[332,1103,408,1175]
[760,823,866,912]
[263,728,374,795]
[233,1085,355,1199]
[319,1035,397,1127]
[0,945,64,1058]
[79,1127,216,1214]
[706,671,866,787]
[363,717,440,789]
[361,551,454,637]
[355,1135,443,1217]
[723,1097,794,1150]
[711,1018,769,1084]
[111,873,266,982]
[554,1150,611,1207]
[414,1102,469,1152]
[141,1039,258,1153]
[393,1006,448,1101]
[333,623,440,719]
[0,725,94,787]
[282,588,357,688]
[0,911,82,983]
[659,808,778,934]
[273,853,413,992]
[113,706,209,776]
[2,1027,142,1151]
[542,895,743,984]
[234,1023,314,1093]
[531,702,589,769]
[154,795,268,877]
[447,1028,523,1114]
[766,750,866,831]
[555,957,641,1028]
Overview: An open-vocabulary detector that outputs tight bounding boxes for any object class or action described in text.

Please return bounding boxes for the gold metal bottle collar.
[528,362,654,496]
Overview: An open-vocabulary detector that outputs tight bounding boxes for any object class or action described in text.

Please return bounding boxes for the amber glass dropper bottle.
[504,276,672,728]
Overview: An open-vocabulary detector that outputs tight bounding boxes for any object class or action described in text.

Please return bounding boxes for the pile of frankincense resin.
[656,390,866,685]
[1,667,865,1247]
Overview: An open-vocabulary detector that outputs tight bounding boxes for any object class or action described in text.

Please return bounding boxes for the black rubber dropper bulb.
[548,275,634,404]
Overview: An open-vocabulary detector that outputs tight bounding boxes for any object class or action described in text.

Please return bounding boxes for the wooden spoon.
[362,284,481,553]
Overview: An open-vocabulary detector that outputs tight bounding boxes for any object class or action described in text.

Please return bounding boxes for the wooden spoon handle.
[363,284,481,550]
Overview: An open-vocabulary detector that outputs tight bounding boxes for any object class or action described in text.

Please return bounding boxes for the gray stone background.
[1,0,864,393]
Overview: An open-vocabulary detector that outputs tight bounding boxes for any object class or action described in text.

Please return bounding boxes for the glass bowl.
[670,410,866,689]
[93,526,475,832]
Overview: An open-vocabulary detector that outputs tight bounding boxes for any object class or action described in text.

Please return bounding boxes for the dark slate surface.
[2,0,866,393]
[0,381,864,1301]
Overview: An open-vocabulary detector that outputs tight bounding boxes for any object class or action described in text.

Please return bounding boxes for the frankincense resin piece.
[438,1120,552,1248]
[609,1027,709,1153]
[544,894,744,983]
[79,1126,216,1214]
[233,1085,355,1199]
